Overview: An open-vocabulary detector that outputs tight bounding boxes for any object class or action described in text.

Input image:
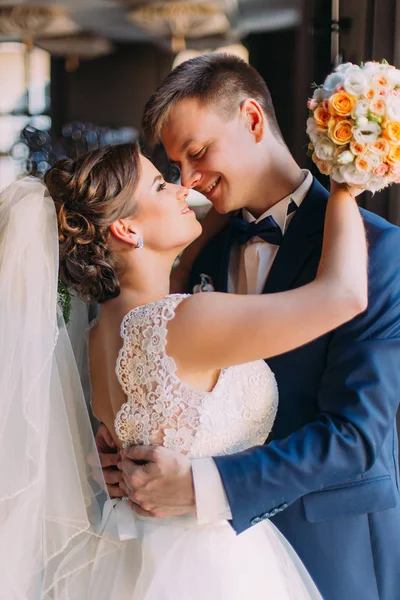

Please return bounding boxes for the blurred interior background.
[1,0,400,224]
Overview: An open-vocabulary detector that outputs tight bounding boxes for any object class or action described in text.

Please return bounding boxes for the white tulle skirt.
[84,500,322,600]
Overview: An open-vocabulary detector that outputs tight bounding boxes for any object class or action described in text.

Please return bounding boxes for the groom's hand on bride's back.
[90,423,125,498]
[119,445,196,518]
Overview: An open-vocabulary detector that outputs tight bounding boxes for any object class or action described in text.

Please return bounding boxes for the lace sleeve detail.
[114,294,204,451]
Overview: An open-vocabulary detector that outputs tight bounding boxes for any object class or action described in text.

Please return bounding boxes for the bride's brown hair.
[45,142,141,303]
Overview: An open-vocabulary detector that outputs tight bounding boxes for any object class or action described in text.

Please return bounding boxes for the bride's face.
[130,155,202,253]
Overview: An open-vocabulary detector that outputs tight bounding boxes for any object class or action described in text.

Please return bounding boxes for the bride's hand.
[329,177,364,199]
[91,423,125,498]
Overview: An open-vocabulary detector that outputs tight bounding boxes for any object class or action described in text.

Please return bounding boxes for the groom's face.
[161,98,261,214]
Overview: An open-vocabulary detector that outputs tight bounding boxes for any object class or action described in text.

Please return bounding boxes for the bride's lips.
[181,204,194,215]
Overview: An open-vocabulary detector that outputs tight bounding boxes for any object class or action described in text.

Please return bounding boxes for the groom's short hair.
[142,53,284,147]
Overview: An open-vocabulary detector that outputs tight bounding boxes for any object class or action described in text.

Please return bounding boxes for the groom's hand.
[91,423,125,498]
[119,445,196,518]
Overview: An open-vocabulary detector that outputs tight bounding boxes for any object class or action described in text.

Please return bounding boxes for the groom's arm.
[212,225,400,533]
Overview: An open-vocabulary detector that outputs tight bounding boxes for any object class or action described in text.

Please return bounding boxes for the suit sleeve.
[214,226,400,533]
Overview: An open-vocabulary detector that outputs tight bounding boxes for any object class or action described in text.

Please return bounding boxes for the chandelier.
[0,5,79,38]
[127,1,231,52]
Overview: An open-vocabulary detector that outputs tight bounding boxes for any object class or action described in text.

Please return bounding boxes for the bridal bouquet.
[307,60,400,192]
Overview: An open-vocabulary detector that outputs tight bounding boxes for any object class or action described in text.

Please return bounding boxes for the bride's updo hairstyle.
[45,142,141,303]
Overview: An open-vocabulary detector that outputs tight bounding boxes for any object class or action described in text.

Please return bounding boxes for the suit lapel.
[263,178,329,294]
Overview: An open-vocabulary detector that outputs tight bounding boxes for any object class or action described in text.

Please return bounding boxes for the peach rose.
[350,141,366,155]
[374,163,389,177]
[383,121,400,142]
[355,155,371,172]
[312,152,332,175]
[370,98,386,117]
[365,88,376,100]
[314,105,332,129]
[311,151,319,165]
[317,160,333,175]
[369,138,390,155]
[308,98,318,111]
[387,143,400,165]
[328,92,357,117]
[374,74,388,87]
[328,119,353,145]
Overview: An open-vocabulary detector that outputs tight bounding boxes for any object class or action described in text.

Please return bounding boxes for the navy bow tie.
[228,201,298,246]
[229,213,283,246]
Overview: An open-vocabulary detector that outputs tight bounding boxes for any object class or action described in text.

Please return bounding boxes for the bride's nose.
[177,186,189,201]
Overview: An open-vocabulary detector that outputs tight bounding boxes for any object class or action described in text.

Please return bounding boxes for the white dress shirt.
[192,170,313,524]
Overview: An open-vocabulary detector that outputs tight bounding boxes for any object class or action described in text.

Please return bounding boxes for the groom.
[98,55,400,599]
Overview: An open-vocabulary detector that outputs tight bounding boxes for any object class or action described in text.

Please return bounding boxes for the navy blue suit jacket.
[189,179,400,600]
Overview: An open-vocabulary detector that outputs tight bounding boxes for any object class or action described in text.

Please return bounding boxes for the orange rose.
[369,138,390,155]
[383,122,400,142]
[328,119,353,145]
[387,143,400,165]
[350,141,366,155]
[328,92,357,117]
[314,105,332,129]
[365,88,376,100]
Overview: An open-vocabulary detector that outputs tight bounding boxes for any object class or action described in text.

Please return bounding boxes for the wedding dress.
[87,294,322,600]
[0,178,322,600]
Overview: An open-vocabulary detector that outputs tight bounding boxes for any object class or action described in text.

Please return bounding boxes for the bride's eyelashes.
[157,181,167,192]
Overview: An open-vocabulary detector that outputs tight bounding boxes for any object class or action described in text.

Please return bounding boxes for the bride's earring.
[136,237,144,249]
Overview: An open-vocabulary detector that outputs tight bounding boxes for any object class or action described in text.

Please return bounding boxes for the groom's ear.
[241,99,264,143]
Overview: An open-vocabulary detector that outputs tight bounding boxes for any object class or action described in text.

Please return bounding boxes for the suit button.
[261,512,270,520]
[250,516,262,525]
[280,503,288,510]
[269,508,279,517]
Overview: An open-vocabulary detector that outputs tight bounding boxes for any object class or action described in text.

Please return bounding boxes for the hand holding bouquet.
[307,60,400,192]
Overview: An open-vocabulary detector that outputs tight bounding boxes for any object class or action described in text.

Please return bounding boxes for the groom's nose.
[180,163,201,190]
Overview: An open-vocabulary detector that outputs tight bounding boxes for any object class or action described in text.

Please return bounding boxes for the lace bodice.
[115,294,278,459]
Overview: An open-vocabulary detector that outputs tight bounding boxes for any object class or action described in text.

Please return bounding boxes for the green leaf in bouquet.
[58,280,72,325]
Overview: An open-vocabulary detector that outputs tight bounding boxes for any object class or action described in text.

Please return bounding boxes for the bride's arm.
[170,207,228,293]
[168,185,368,369]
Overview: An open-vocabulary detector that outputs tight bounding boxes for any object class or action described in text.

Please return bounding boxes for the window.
[0,42,50,188]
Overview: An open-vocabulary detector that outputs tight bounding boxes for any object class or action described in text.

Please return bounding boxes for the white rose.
[322,72,344,98]
[339,164,370,186]
[337,150,355,165]
[353,121,382,143]
[368,154,382,168]
[368,175,389,193]
[356,116,369,127]
[343,67,368,97]
[362,61,381,77]
[352,99,369,119]
[336,62,356,74]
[331,165,346,183]
[387,68,400,86]
[306,117,325,145]
[386,96,400,120]
[315,137,336,161]
[312,87,324,102]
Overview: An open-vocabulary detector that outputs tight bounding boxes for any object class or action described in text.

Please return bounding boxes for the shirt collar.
[242,169,313,231]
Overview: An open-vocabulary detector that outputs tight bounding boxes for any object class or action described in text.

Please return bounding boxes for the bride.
[0,141,367,599]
